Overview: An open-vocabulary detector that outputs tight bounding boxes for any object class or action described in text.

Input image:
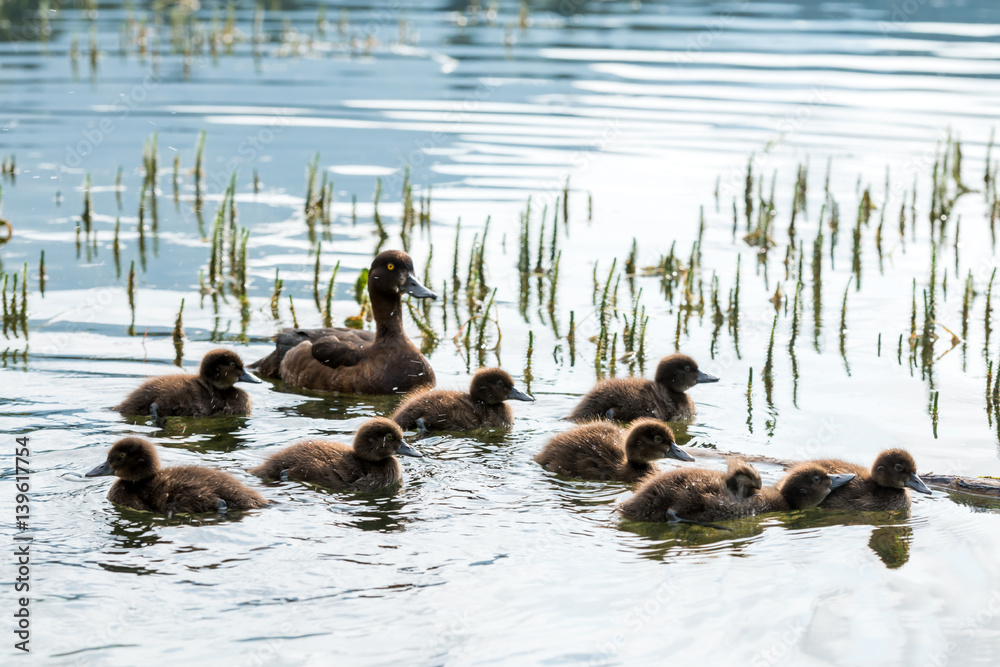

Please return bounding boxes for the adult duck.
[252,250,437,394]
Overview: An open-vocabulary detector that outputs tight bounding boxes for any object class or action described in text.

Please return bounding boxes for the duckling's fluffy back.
[249,439,403,492]
[392,387,514,431]
[110,466,267,514]
[114,374,252,417]
[535,422,649,483]
[620,466,753,523]
[567,377,693,423]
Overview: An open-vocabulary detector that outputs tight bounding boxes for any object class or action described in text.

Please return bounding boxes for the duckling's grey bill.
[905,473,931,494]
[507,387,534,402]
[828,473,855,489]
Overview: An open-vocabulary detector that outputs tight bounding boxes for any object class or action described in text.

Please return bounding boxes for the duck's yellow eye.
[654,435,663,444]
[387,263,395,271]
[118,453,127,460]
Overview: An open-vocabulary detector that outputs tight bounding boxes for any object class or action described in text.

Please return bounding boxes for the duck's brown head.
[871,449,931,494]
[654,354,718,393]
[469,367,534,405]
[779,463,855,510]
[725,457,763,498]
[623,418,694,464]
[368,250,437,301]
[200,348,261,390]
[353,417,422,461]
[86,437,160,482]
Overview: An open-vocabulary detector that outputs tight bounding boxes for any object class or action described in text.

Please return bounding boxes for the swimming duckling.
[251,250,437,394]
[618,457,762,523]
[248,417,421,492]
[534,418,693,483]
[809,449,931,511]
[567,353,718,423]
[114,348,261,418]
[391,367,533,432]
[620,461,853,524]
[86,437,268,514]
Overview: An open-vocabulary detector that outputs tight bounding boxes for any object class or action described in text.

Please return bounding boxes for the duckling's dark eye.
[387,263,395,271]
[654,435,663,444]
[813,475,820,483]
[894,463,903,472]
[685,366,692,372]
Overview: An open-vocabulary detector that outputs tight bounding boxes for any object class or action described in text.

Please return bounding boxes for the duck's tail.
[249,329,307,378]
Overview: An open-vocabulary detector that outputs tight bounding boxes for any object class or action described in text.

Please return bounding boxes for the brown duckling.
[251,250,437,394]
[114,348,261,418]
[620,461,853,524]
[567,353,718,423]
[618,457,763,523]
[391,367,533,432]
[248,417,421,492]
[809,449,931,511]
[86,437,268,514]
[534,418,694,483]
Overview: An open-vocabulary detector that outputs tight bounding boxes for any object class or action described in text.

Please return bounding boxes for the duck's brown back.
[278,336,434,394]
[567,378,692,423]
[534,423,648,482]
[109,466,267,514]
[392,389,513,430]
[249,439,403,492]
[809,458,909,511]
[620,468,747,522]
[114,375,252,417]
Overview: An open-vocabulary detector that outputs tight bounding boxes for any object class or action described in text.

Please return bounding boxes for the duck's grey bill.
[696,370,720,383]
[238,370,263,384]
[828,473,855,489]
[508,387,534,402]
[905,473,932,494]
[397,441,423,458]
[669,442,695,462]
[86,461,114,477]
[403,274,437,300]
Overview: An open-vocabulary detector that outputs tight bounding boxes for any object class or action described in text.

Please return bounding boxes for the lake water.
[3,0,1000,664]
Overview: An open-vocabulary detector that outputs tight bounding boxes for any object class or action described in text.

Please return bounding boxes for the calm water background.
[3,0,1000,664]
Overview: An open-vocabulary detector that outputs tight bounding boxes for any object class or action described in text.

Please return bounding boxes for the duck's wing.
[252,327,376,375]
[307,329,377,369]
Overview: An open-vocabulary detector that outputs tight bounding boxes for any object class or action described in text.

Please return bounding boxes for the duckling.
[114,348,261,418]
[809,449,931,511]
[567,353,718,423]
[534,418,694,483]
[620,461,853,524]
[248,417,421,492]
[618,457,762,523]
[391,367,533,432]
[86,437,268,514]
[251,250,437,394]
